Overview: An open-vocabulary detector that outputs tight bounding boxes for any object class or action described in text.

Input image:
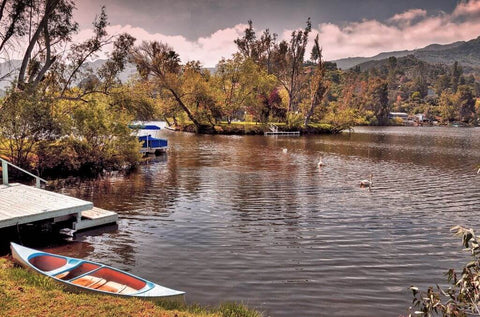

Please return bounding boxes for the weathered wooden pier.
[264,124,300,136]
[264,131,301,136]
[0,158,117,234]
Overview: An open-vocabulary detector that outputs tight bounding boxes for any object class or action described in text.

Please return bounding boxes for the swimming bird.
[317,158,325,167]
[360,174,373,189]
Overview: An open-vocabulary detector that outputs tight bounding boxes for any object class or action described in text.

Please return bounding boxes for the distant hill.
[0,59,139,93]
[332,36,480,71]
[352,55,449,84]
[0,60,215,94]
[0,60,21,92]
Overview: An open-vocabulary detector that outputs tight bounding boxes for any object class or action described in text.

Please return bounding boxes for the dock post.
[2,160,7,185]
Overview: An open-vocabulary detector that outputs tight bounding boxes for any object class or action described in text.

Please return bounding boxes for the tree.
[323,76,365,130]
[435,74,450,96]
[0,0,33,60]
[110,80,160,121]
[129,41,202,130]
[438,91,456,123]
[47,8,133,101]
[0,87,60,168]
[364,78,390,125]
[213,54,276,124]
[272,18,311,112]
[451,61,463,93]
[455,85,476,123]
[234,20,277,74]
[181,61,219,127]
[57,6,110,96]
[35,93,140,176]
[0,1,124,98]
[253,88,284,123]
[303,34,328,127]
[17,0,78,90]
[0,3,139,174]
[214,54,252,123]
[97,33,136,92]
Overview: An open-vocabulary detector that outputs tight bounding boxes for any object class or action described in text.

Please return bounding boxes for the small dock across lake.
[265,124,300,136]
[265,131,301,136]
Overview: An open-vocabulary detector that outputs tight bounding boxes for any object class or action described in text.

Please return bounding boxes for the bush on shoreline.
[177,121,340,135]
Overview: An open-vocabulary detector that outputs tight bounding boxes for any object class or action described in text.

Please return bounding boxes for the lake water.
[51,126,480,316]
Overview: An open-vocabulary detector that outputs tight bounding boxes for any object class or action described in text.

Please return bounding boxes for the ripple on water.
[58,128,480,317]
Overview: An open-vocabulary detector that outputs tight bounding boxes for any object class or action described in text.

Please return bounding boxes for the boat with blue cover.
[10,242,185,302]
[138,135,168,154]
[129,122,168,154]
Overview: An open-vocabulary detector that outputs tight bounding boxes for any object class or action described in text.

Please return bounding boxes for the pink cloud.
[71,24,246,67]
[70,0,480,66]
[452,0,480,18]
[314,0,480,61]
[389,9,427,23]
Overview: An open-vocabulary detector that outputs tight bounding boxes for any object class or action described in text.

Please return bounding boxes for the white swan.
[317,158,325,167]
[360,174,373,189]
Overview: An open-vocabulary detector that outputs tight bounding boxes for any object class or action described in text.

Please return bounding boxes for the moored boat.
[129,122,168,154]
[10,242,184,302]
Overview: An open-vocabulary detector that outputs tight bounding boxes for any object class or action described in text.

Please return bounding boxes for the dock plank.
[73,207,119,231]
[0,183,93,229]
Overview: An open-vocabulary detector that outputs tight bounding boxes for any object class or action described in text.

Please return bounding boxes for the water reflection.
[51,127,480,316]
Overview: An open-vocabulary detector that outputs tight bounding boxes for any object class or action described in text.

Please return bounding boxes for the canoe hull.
[10,242,185,303]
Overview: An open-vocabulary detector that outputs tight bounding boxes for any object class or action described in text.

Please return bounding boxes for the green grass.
[0,257,262,317]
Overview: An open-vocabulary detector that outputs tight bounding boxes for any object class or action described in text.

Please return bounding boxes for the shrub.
[408,226,480,316]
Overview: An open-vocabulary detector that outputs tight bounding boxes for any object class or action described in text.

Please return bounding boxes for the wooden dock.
[0,183,117,232]
[73,207,118,231]
[265,124,300,136]
[265,131,301,136]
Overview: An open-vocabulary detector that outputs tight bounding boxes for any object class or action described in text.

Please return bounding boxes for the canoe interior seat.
[55,271,70,280]
[96,281,123,293]
[71,276,136,294]
[96,281,136,294]
[72,275,106,288]
[118,285,137,295]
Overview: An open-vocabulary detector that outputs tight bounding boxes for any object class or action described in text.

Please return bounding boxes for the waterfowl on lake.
[317,158,325,167]
[360,174,373,189]
[10,242,184,302]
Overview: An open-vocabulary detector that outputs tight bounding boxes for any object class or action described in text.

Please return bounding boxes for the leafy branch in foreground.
[408,226,480,316]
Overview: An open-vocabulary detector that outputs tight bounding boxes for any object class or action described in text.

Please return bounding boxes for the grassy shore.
[0,257,262,317]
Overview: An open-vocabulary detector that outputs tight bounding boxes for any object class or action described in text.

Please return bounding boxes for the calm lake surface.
[51,126,480,316]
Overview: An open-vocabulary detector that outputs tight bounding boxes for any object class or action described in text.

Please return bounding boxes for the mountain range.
[0,35,479,94]
[331,35,480,72]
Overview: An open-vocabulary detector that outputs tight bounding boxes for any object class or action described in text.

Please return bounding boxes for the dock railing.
[269,124,279,133]
[1,158,47,188]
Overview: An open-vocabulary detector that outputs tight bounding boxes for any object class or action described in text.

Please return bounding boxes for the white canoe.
[10,242,185,302]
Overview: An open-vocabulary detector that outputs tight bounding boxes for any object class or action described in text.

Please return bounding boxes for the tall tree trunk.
[17,0,60,90]
[168,88,201,130]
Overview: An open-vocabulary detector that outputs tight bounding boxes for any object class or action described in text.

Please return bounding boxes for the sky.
[73,0,480,67]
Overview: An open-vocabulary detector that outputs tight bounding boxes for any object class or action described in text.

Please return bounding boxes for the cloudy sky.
[73,0,480,67]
